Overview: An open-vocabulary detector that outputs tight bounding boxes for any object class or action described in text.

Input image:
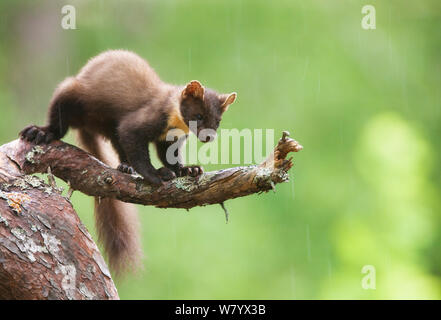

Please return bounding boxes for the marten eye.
[196,114,203,120]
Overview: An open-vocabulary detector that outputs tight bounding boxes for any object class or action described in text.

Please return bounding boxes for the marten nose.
[204,133,216,143]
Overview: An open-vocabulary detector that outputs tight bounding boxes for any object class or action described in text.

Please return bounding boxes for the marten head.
[180,80,236,143]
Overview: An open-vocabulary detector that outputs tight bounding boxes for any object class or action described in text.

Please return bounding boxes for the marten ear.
[220,92,237,112]
[182,80,205,100]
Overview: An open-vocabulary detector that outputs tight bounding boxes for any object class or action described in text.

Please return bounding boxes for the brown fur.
[77,129,142,275]
[19,49,237,275]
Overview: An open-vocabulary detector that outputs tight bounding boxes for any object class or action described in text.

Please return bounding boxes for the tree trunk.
[0,148,119,299]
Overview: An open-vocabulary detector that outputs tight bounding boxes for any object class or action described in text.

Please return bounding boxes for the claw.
[178,165,204,177]
[117,163,135,174]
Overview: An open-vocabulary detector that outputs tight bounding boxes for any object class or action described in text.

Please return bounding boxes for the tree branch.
[0,132,302,209]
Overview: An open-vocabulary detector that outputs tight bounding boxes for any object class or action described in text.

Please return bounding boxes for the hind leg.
[20,101,70,144]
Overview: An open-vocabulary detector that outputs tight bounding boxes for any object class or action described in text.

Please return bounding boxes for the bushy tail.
[77,129,142,276]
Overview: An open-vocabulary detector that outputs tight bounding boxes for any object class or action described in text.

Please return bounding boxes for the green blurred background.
[1,0,441,299]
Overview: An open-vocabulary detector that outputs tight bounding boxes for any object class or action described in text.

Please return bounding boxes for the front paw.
[20,125,55,144]
[157,167,176,181]
[118,164,163,186]
[177,165,204,177]
[142,172,163,186]
[117,163,135,174]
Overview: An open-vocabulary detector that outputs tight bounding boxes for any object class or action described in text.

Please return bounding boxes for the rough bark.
[0,132,302,209]
[0,131,301,300]
[0,148,119,300]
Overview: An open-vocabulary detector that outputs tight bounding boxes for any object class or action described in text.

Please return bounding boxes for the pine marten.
[20,50,237,275]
